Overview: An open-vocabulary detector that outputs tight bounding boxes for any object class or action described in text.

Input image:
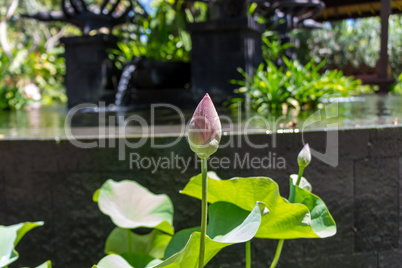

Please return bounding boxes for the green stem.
[128,229,132,252]
[246,240,251,268]
[270,167,304,267]
[199,158,208,268]
[289,167,304,203]
[295,167,305,189]
[269,239,284,268]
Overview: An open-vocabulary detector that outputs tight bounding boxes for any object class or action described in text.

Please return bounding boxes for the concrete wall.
[0,126,401,267]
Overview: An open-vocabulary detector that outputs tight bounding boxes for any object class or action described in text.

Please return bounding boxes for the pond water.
[0,94,400,140]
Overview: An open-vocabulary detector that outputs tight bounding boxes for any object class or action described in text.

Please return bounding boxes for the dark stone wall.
[0,127,401,268]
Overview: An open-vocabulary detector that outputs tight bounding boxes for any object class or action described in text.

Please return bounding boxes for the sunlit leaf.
[15,221,44,246]
[181,172,336,239]
[105,228,172,259]
[290,177,337,238]
[95,180,174,234]
[0,222,43,268]
[93,189,100,202]
[121,252,162,268]
[159,201,266,268]
[94,254,133,268]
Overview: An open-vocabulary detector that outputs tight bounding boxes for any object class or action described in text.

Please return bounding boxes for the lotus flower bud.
[188,94,222,159]
[297,143,311,168]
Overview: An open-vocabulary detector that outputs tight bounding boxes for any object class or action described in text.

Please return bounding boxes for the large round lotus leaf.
[181,172,336,239]
[0,222,43,268]
[96,180,174,234]
[159,201,266,267]
[105,228,172,259]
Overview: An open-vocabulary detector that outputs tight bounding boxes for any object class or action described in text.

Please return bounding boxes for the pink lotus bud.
[188,94,222,159]
[297,143,311,168]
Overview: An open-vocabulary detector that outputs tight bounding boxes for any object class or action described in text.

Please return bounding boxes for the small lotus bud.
[297,143,311,168]
[188,94,222,159]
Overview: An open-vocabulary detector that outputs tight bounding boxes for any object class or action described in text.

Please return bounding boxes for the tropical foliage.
[110,0,207,69]
[295,15,402,78]
[261,31,293,63]
[232,57,362,113]
[0,0,69,110]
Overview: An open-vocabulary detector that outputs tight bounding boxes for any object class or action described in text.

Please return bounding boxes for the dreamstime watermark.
[64,101,340,167]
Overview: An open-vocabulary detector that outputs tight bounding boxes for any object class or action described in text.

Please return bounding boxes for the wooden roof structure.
[316,0,402,21]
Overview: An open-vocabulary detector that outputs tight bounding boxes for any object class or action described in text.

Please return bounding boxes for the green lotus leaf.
[95,179,174,234]
[0,224,22,268]
[105,228,172,259]
[121,252,163,268]
[94,253,162,268]
[0,222,44,268]
[290,177,336,238]
[158,201,266,268]
[0,249,18,268]
[181,172,336,239]
[93,254,133,268]
[207,201,268,243]
[95,202,265,268]
[153,232,226,268]
[163,227,199,260]
[93,189,100,202]
[15,221,44,246]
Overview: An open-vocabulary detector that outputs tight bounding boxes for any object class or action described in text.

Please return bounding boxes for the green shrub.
[232,57,362,114]
[0,43,66,110]
[110,0,207,68]
[0,0,67,110]
[232,62,292,114]
[282,57,360,109]
[390,73,402,94]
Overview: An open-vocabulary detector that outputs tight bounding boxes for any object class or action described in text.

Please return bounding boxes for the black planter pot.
[61,34,117,108]
[134,59,191,89]
[116,58,194,107]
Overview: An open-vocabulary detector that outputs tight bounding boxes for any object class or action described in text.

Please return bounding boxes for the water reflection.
[0,94,400,139]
